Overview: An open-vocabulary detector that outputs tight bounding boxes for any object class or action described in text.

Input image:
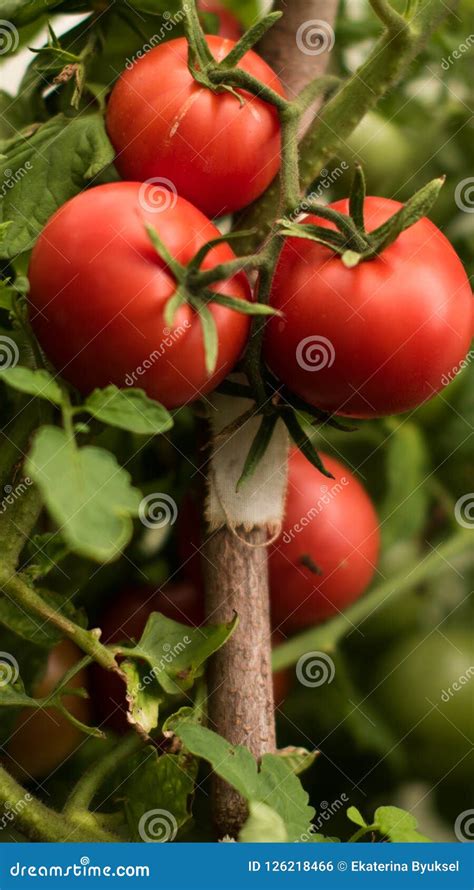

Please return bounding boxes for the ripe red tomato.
[7,641,90,779]
[106,36,284,218]
[264,197,473,418]
[198,0,241,39]
[28,183,251,408]
[269,450,380,631]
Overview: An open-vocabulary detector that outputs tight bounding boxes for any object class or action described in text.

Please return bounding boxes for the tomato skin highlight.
[7,641,90,780]
[27,183,251,409]
[264,197,473,418]
[269,450,380,632]
[106,36,284,218]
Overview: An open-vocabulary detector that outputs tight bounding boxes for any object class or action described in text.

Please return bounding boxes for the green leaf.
[239,802,288,843]
[0,113,114,259]
[0,669,102,739]
[122,659,162,735]
[124,748,198,843]
[0,366,64,405]
[373,806,432,843]
[274,746,318,776]
[0,0,66,26]
[237,414,278,491]
[380,422,429,551]
[25,426,142,563]
[193,300,218,375]
[84,386,173,436]
[0,588,84,647]
[283,411,334,479]
[117,620,234,735]
[171,720,315,841]
[347,806,367,828]
[207,291,278,316]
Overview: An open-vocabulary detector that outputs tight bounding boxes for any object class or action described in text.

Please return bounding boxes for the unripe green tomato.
[340,112,416,195]
[369,631,474,782]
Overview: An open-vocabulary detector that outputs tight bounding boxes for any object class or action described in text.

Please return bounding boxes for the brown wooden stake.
[203,0,340,840]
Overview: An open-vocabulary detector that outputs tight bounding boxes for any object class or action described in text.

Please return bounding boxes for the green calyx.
[182,1,287,107]
[278,166,446,268]
[144,225,278,376]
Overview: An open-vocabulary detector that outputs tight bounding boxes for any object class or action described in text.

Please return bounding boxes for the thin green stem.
[272,529,473,670]
[65,733,142,815]
[219,12,282,68]
[280,107,302,213]
[208,67,290,112]
[0,572,119,671]
[235,0,457,251]
[369,0,408,32]
[190,253,270,289]
[0,765,114,842]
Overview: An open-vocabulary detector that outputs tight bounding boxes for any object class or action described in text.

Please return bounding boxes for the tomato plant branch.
[65,733,142,816]
[0,572,119,672]
[272,529,473,671]
[236,0,459,249]
[0,764,114,842]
